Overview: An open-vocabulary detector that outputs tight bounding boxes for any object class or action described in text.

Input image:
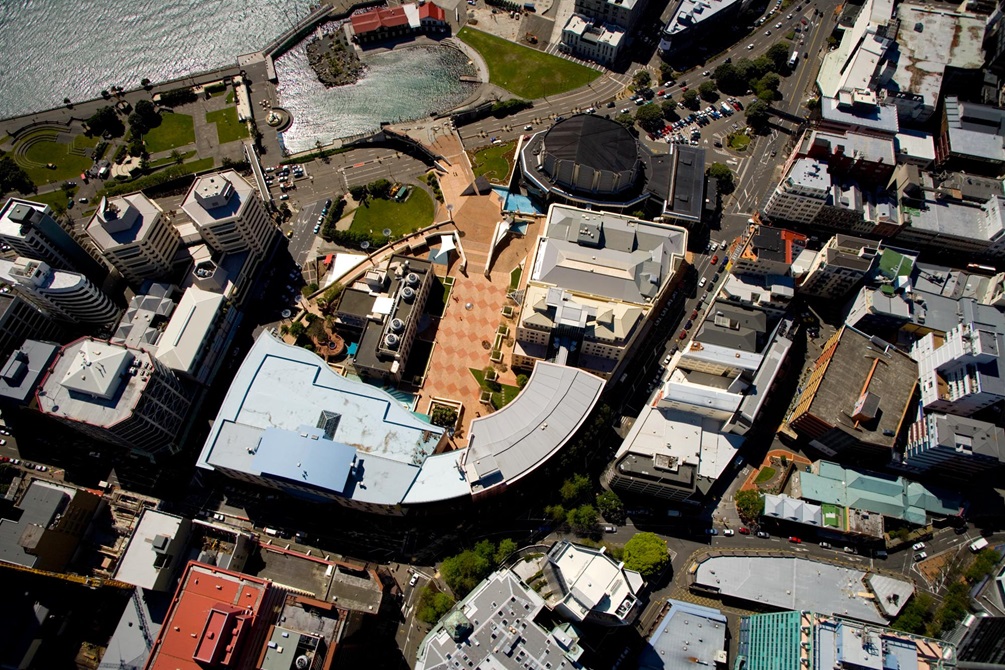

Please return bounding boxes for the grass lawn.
[728,133,750,151]
[148,150,196,168]
[470,368,521,409]
[754,466,776,484]
[143,112,195,153]
[17,137,93,185]
[206,107,249,144]
[351,188,434,239]
[470,141,515,182]
[31,189,72,210]
[509,265,522,291]
[458,28,601,99]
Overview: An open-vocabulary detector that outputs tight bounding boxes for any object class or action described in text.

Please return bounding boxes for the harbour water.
[0,1,477,148]
[0,0,315,119]
[274,29,477,153]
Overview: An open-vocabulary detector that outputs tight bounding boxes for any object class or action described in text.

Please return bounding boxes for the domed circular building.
[537,114,641,196]
[519,113,702,215]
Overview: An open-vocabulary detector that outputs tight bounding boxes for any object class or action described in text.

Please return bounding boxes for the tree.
[614,112,635,129]
[713,63,746,94]
[745,99,771,131]
[567,504,598,534]
[128,111,150,136]
[141,78,151,89]
[441,549,492,597]
[659,62,676,83]
[349,184,367,202]
[87,106,124,138]
[416,585,454,624]
[560,474,592,504]
[661,100,678,121]
[367,178,392,199]
[767,42,791,70]
[516,374,529,388]
[682,89,700,110]
[735,489,764,520]
[431,406,458,428]
[635,103,664,133]
[494,538,518,564]
[632,69,652,91]
[544,504,567,525]
[287,321,306,339]
[0,155,35,194]
[596,490,624,522]
[63,97,73,109]
[706,162,735,194]
[623,532,669,578]
[891,592,933,634]
[699,81,719,102]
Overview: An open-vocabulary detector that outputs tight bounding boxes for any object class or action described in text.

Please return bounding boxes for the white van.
[970,537,989,553]
[264,527,280,537]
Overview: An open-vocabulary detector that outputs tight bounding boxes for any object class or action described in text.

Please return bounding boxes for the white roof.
[155,287,224,374]
[59,340,133,399]
[113,509,188,591]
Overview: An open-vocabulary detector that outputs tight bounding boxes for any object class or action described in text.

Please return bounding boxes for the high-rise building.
[732,226,808,278]
[1,257,119,325]
[181,171,274,255]
[36,337,191,458]
[796,234,879,300]
[913,321,1005,416]
[905,412,1005,479]
[764,158,832,225]
[0,292,63,365]
[86,193,181,284]
[0,198,103,277]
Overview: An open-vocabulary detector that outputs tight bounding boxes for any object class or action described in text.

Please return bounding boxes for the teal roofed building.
[735,611,956,670]
[798,461,962,526]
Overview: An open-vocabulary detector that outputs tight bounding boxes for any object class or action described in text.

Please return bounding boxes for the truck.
[788,50,799,68]
[970,537,989,552]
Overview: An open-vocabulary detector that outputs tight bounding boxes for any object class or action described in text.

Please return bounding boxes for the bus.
[788,51,799,68]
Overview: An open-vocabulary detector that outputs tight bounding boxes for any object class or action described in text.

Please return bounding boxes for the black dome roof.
[541,114,639,173]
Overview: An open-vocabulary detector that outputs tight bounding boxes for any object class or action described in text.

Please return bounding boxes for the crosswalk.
[541,42,606,72]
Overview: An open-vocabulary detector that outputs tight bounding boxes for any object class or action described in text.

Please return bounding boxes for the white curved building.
[1,257,119,325]
[197,333,604,514]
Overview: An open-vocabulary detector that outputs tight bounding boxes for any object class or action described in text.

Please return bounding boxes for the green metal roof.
[737,611,803,670]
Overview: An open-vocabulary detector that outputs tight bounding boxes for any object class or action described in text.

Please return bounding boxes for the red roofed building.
[350,2,448,43]
[144,561,286,670]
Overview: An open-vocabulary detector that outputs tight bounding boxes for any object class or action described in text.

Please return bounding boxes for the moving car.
[788,536,802,544]
[409,572,420,587]
[603,525,618,533]
[711,255,718,265]
[843,546,857,554]
[819,542,832,549]
[698,277,707,288]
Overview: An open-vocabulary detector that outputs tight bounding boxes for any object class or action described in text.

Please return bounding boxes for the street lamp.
[446,203,454,223]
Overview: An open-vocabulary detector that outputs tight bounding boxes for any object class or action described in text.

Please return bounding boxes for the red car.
[690,309,699,319]
[679,330,688,339]
[711,255,719,265]
[738,527,750,535]
[789,536,802,544]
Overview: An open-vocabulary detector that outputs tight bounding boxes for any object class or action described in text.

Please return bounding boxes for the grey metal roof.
[693,555,911,623]
[0,339,58,403]
[0,482,69,568]
[416,569,585,670]
[664,145,705,223]
[533,206,686,304]
[639,600,727,670]
[465,362,603,491]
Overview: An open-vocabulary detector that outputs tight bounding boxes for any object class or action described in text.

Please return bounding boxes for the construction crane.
[0,561,134,591]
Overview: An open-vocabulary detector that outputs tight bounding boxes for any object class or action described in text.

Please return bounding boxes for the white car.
[723,529,735,536]
[912,542,926,551]
[915,551,928,561]
[698,277,707,288]
[409,573,420,587]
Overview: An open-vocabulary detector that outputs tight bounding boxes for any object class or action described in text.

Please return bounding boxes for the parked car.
[756,531,770,539]
[843,546,857,554]
[738,527,750,535]
[603,525,618,533]
[789,536,802,544]
[723,529,735,536]
[409,572,420,587]
[819,542,832,549]
[915,551,928,561]
[705,528,718,535]
[679,330,688,339]
[911,542,926,551]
